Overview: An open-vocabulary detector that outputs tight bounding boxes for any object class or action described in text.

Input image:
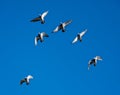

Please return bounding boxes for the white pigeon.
[35,32,49,46]
[88,56,102,70]
[20,75,33,85]
[53,20,72,33]
[72,29,87,44]
[31,11,48,24]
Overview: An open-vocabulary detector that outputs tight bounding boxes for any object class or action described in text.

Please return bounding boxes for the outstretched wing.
[53,25,61,33]
[20,78,26,85]
[35,36,39,46]
[30,17,41,22]
[95,56,102,60]
[63,20,72,27]
[80,29,87,37]
[42,32,49,37]
[27,75,33,80]
[72,36,78,44]
[88,60,92,70]
[41,11,48,20]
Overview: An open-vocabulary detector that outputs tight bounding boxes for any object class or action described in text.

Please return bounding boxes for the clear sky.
[0,0,120,95]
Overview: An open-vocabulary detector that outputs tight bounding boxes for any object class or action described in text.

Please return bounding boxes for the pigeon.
[20,75,33,85]
[35,32,49,46]
[72,29,87,44]
[52,20,72,33]
[88,56,102,70]
[30,11,48,24]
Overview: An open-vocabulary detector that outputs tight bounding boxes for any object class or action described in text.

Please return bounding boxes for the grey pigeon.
[20,75,33,85]
[35,32,49,46]
[72,29,87,44]
[88,56,102,70]
[53,20,72,33]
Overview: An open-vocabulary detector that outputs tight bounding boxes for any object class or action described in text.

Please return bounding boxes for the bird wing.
[95,56,102,60]
[42,32,49,37]
[72,36,78,44]
[27,75,33,80]
[41,11,48,20]
[88,60,92,70]
[80,29,87,37]
[31,17,41,22]
[53,25,61,32]
[88,60,92,65]
[20,78,26,85]
[35,36,39,46]
[63,20,72,27]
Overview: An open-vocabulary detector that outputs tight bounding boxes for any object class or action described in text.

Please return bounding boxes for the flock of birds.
[20,10,103,85]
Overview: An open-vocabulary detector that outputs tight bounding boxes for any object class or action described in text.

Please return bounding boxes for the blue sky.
[0,0,120,95]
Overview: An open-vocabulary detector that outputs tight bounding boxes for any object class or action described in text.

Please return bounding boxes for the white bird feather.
[41,11,48,20]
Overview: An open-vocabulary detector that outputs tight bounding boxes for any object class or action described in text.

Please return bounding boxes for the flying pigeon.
[30,11,48,24]
[20,75,33,85]
[35,32,49,46]
[72,29,87,44]
[88,56,102,70]
[52,20,72,33]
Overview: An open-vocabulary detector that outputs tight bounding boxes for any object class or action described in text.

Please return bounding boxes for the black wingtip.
[30,20,34,22]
